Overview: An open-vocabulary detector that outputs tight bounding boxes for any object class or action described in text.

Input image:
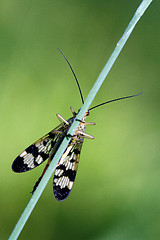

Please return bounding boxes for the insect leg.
[84,122,96,125]
[76,130,94,139]
[70,106,77,117]
[56,113,69,126]
[76,119,96,125]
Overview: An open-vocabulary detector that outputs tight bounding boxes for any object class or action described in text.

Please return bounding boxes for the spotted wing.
[53,141,83,201]
[12,124,67,173]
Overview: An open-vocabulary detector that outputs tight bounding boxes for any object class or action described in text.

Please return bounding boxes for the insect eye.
[86,110,90,116]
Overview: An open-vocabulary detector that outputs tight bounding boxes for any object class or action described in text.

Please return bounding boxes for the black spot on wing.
[32,152,49,168]
[48,132,56,138]
[70,159,75,163]
[56,164,65,170]
[53,185,71,201]
[43,140,47,146]
[54,165,76,182]
[26,145,39,157]
[39,152,49,160]
[12,156,30,172]
[64,169,76,182]
[73,149,80,155]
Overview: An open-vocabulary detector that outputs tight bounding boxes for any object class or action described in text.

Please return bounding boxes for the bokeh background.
[0,0,160,239]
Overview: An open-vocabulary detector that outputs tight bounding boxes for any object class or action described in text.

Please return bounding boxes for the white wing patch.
[53,142,82,201]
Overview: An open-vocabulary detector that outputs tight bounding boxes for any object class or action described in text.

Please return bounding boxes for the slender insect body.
[12,106,95,201]
[12,49,142,201]
[53,108,95,201]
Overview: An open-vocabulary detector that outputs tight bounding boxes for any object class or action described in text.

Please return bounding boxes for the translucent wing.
[12,123,68,173]
[53,141,83,201]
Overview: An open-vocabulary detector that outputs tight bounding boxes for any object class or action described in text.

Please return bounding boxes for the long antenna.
[58,48,84,104]
[89,91,143,111]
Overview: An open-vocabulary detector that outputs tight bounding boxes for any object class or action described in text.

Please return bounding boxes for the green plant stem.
[9,0,153,239]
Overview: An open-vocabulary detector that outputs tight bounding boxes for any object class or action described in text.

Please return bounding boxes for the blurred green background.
[0,0,160,239]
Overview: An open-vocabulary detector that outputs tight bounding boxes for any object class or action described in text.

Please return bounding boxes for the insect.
[12,49,142,201]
